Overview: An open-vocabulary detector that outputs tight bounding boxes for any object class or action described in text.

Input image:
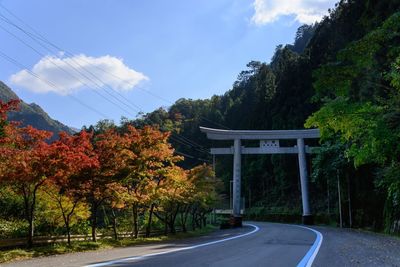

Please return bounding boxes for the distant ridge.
[0,81,75,139]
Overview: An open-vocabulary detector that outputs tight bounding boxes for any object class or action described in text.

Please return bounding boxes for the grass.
[0,225,217,264]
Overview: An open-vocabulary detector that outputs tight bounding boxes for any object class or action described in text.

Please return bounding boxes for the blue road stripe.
[295,225,323,267]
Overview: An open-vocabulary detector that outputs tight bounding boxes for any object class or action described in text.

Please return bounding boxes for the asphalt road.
[90,223,317,267]
[3,222,317,267]
[4,222,400,267]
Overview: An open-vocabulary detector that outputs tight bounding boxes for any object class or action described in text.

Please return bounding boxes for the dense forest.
[121,0,400,233]
[1,0,400,249]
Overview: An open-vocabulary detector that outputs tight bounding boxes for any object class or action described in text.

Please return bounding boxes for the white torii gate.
[200,127,320,225]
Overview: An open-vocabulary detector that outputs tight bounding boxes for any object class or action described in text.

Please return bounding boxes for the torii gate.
[200,127,320,226]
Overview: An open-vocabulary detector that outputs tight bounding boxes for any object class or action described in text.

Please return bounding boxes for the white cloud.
[10,54,149,95]
[251,0,337,25]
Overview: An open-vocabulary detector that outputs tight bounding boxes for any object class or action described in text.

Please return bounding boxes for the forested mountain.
[4,0,390,234]
[0,81,74,139]
[120,0,400,233]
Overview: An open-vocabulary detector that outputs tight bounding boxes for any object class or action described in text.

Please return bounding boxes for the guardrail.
[214,209,244,215]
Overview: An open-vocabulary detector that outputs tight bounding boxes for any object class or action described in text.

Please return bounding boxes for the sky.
[0,0,337,128]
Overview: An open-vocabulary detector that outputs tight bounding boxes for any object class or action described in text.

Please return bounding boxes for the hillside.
[120,0,400,234]
[0,81,74,138]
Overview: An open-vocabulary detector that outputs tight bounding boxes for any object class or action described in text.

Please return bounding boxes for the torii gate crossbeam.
[200,127,320,226]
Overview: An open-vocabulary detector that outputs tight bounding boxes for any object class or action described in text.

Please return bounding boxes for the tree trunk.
[91,218,97,242]
[180,208,188,233]
[192,211,196,231]
[196,213,202,229]
[23,193,35,248]
[180,213,186,232]
[132,204,138,238]
[27,214,34,248]
[169,206,179,234]
[91,203,98,242]
[183,209,190,232]
[66,222,71,246]
[337,171,343,228]
[327,177,330,215]
[169,219,175,234]
[347,175,352,228]
[169,224,175,234]
[111,209,118,240]
[164,214,168,235]
[146,204,155,237]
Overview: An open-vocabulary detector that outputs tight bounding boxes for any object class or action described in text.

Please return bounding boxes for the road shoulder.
[313,226,400,266]
[2,226,253,267]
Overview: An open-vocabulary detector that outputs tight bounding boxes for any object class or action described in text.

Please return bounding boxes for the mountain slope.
[0,81,74,138]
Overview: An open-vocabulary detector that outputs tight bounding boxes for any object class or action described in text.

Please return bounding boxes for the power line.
[171,134,209,153]
[0,22,137,117]
[0,17,141,115]
[0,4,229,140]
[175,151,211,164]
[0,50,211,163]
[0,5,213,162]
[169,135,209,154]
[2,16,142,112]
[0,10,143,113]
[0,7,230,130]
[0,50,109,119]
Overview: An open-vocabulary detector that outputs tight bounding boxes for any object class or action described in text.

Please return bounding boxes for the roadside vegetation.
[0,225,216,263]
[0,100,222,251]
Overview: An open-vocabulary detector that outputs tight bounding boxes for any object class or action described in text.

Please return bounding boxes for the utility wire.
[0,14,143,113]
[0,4,228,149]
[0,50,211,162]
[0,5,212,162]
[0,51,109,118]
[0,17,138,117]
[0,12,204,150]
[0,6,230,130]
[0,46,208,161]
[0,9,143,113]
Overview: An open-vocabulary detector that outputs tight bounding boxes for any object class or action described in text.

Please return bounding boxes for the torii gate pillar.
[297,138,312,224]
[232,139,242,223]
[200,127,320,226]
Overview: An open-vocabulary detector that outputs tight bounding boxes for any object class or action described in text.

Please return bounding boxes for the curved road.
[5,222,400,267]
[84,223,318,267]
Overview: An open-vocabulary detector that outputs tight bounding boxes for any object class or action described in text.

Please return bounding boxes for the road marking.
[84,223,260,267]
[295,225,323,267]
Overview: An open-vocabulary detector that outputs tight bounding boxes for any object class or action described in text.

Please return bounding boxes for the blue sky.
[0,0,336,128]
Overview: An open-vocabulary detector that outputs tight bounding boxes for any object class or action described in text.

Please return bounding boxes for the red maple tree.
[45,131,99,245]
[0,99,99,246]
[82,129,130,242]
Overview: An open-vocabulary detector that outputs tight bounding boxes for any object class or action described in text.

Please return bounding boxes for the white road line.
[84,223,260,267]
[295,225,323,267]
